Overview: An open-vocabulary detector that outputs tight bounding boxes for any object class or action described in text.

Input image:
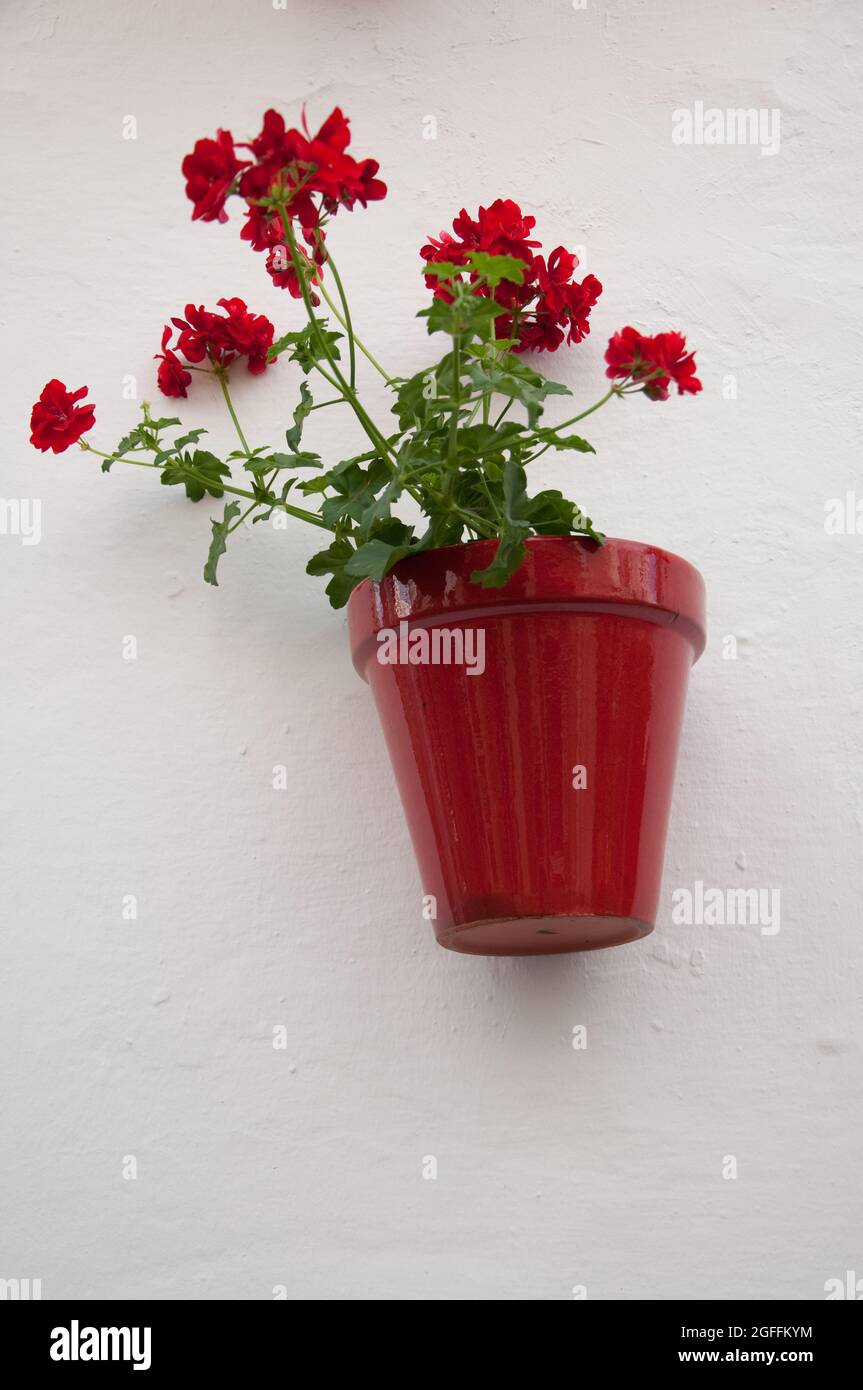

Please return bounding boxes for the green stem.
[527,386,620,463]
[448,332,461,466]
[83,445,332,530]
[477,471,503,524]
[83,444,159,467]
[228,497,261,533]
[278,210,396,463]
[554,385,619,432]
[482,325,494,427]
[276,209,498,544]
[453,503,497,535]
[227,488,330,530]
[317,257,355,388]
[228,465,280,533]
[309,361,344,395]
[216,371,251,455]
[318,278,392,384]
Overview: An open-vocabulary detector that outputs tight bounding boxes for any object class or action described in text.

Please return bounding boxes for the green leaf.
[244,450,320,474]
[203,501,241,586]
[344,537,414,582]
[229,444,268,460]
[454,421,528,463]
[467,355,571,426]
[173,428,208,451]
[285,381,313,452]
[297,475,331,496]
[161,449,230,502]
[268,319,342,372]
[422,253,526,291]
[465,251,527,287]
[533,428,595,454]
[305,538,359,609]
[526,489,578,535]
[457,294,510,334]
[267,333,294,362]
[391,354,453,430]
[112,416,209,471]
[285,451,321,469]
[419,292,508,339]
[522,488,605,542]
[470,532,527,589]
[421,261,465,281]
[358,475,403,539]
[572,509,606,544]
[244,453,290,473]
[318,458,391,528]
[417,299,457,336]
[470,457,532,589]
[251,476,295,524]
[113,426,148,458]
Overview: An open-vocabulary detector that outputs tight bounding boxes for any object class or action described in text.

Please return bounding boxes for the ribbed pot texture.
[348,536,706,956]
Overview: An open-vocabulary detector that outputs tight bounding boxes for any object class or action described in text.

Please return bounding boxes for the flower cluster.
[605,326,702,400]
[421,199,603,353]
[29,91,704,618]
[182,107,386,296]
[156,298,277,398]
[30,380,96,453]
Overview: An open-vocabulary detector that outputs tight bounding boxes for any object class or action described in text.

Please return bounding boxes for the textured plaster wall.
[1,0,861,1302]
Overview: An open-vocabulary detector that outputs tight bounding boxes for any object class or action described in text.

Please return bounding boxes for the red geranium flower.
[240,203,285,253]
[184,107,383,298]
[421,198,540,293]
[238,161,320,232]
[181,129,248,223]
[265,227,326,300]
[558,273,604,346]
[515,311,568,353]
[30,380,96,453]
[532,246,578,316]
[266,245,317,302]
[422,201,601,353]
[605,327,702,399]
[299,106,387,212]
[155,326,193,398]
[215,296,275,374]
[221,106,383,295]
[235,106,385,227]
[156,299,277,395]
[170,303,218,364]
[248,108,299,164]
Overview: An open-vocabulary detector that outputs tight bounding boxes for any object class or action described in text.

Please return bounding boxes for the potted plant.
[29,104,705,955]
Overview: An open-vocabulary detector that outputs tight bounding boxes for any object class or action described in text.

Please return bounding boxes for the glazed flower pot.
[348,536,706,956]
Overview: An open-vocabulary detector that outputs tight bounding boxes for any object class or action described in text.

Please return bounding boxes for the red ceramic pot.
[348,537,706,956]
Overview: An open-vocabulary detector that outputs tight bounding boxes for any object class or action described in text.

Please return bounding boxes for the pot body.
[348,537,706,956]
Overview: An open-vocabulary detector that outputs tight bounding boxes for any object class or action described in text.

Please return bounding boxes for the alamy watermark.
[376,620,485,675]
[824,1271,863,1300]
[50,1321,151,1371]
[672,101,781,157]
[824,492,863,535]
[0,498,42,545]
[671,880,780,935]
[0,1277,42,1300]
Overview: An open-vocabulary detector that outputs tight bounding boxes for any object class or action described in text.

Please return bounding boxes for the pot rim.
[364,532,702,574]
[347,535,707,675]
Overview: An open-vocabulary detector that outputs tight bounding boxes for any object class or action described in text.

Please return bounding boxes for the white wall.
[1,0,860,1301]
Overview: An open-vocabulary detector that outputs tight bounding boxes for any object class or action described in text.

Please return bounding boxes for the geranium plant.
[29,105,702,604]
